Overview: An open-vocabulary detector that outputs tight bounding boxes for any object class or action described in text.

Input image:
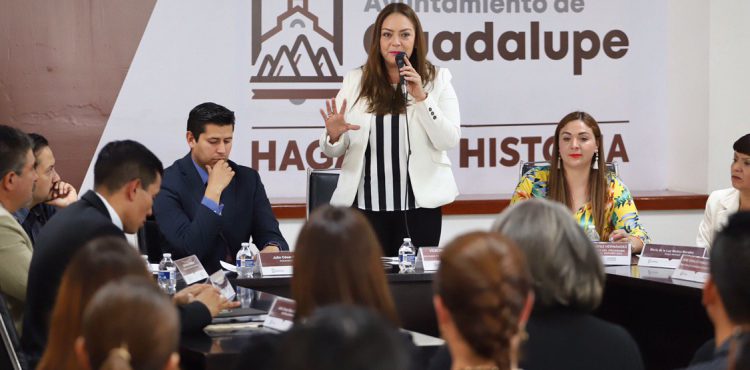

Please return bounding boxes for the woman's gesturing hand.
[320,98,360,144]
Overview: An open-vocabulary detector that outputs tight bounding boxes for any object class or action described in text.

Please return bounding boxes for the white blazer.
[696,188,740,248]
[319,67,460,209]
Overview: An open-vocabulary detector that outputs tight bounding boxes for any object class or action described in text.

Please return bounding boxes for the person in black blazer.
[153,102,287,273]
[235,305,413,370]
[426,199,646,370]
[490,199,644,370]
[21,140,224,369]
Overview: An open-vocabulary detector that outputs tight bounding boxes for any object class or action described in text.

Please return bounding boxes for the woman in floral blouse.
[511,111,650,253]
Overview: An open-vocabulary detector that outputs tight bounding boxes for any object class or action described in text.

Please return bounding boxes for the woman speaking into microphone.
[318,3,461,256]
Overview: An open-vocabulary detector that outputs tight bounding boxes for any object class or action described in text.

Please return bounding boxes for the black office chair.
[306,168,340,219]
[139,215,166,263]
[518,160,619,181]
[0,293,26,370]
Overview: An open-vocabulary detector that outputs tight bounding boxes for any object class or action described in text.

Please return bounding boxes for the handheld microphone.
[395,52,409,98]
[395,52,407,86]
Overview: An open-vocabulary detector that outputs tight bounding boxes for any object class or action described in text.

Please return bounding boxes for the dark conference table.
[598,265,711,370]
[229,264,711,370]
[180,287,443,370]
[180,289,276,370]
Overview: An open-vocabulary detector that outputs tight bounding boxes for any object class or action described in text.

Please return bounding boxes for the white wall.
[637,210,704,246]
[708,0,750,191]
[666,0,709,193]
[665,0,750,194]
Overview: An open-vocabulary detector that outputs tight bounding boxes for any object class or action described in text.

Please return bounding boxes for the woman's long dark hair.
[38,237,152,370]
[291,206,399,325]
[357,3,435,115]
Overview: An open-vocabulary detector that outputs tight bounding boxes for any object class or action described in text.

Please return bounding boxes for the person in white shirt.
[318,3,460,256]
[697,133,750,248]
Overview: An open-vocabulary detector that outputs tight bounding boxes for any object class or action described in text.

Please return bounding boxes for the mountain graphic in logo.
[250,0,343,102]
[254,35,339,83]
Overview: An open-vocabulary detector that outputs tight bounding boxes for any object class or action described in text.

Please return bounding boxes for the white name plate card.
[174,255,209,285]
[671,255,710,283]
[606,265,634,277]
[415,247,442,271]
[263,297,296,332]
[638,244,707,269]
[639,266,675,280]
[257,252,294,276]
[672,255,709,283]
[593,242,631,266]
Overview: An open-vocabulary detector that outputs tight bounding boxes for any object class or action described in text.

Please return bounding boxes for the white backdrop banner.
[83,0,668,199]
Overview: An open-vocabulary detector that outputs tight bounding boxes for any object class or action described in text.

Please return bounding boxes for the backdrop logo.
[250,0,344,103]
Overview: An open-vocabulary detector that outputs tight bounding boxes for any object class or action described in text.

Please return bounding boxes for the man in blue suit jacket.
[154,102,288,273]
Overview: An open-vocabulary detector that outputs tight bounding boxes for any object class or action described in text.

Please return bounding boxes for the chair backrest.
[0,293,25,370]
[518,161,619,181]
[306,168,340,219]
[139,215,166,263]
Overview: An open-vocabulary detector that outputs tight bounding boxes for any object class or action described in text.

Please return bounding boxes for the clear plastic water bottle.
[585,224,601,242]
[236,286,254,308]
[236,242,255,279]
[158,253,177,295]
[398,238,416,273]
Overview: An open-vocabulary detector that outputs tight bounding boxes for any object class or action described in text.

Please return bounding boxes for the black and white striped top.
[355,113,416,211]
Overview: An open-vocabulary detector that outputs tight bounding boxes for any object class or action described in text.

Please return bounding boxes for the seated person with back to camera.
[23,140,165,367]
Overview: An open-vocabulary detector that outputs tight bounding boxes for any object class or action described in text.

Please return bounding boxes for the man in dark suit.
[13,133,78,244]
[153,102,288,273]
[21,140,229,368]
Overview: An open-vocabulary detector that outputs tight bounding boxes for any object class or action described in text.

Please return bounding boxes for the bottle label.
[399,254,416,264]
[236,258,255,268]
[158,270,175,280]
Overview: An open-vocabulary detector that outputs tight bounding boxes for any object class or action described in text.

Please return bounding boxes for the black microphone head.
[395,52,407,87]
[395,52,407,69]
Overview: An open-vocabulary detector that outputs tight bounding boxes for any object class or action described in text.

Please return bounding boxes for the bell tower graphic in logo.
[250,0,343,103]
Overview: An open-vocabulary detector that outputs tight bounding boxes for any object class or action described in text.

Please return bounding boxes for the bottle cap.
[163,253,172,257]
[403,238,412,242]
